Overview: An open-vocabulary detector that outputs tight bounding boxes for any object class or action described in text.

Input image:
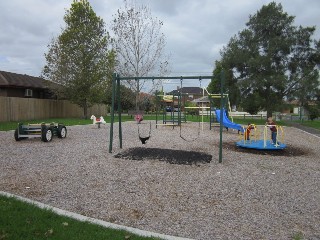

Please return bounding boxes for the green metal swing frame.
[108,72,225,163]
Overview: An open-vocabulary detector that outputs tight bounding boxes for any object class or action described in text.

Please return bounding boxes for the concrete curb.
[0,191,193,240]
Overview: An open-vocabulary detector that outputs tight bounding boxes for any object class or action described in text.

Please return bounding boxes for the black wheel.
[41,127,53,142]
[57,126,67,138]
[14,129,21,141]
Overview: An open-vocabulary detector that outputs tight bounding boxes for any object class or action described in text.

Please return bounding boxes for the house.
[0,70,54,99]
[160,87,204,111]
[192,95,210,107]
[169,87,206,101]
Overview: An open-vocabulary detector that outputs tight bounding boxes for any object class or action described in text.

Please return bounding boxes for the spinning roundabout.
[236,124,286,150]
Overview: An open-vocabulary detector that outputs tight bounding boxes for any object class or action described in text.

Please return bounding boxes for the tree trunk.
[135,79,140,111]
[267,109,272,118]
[83,100,88,119]
[265,86,272,118]
[135,91,139,111]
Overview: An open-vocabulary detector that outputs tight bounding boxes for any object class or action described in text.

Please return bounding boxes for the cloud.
[0,0,319,84]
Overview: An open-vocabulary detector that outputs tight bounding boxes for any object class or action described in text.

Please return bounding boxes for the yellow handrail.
[241,124,257,144]
[277,125,284,144]
[264,125,268,147]
[264,125,284,147]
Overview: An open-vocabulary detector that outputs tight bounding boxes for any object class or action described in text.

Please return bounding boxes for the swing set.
[108,72,226,163]
[154,78,204,141]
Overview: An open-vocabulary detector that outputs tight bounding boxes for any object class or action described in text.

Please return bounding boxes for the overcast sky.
[0,0,319,89]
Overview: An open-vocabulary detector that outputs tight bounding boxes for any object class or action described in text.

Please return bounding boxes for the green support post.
[108,73,117,153]
[180,94,182,124]
[117,75,122,149]
[209,97,212,130]
[178,93,181,126]
[219,70,224,163]
[155,97,158,129]
[179,78,183,126]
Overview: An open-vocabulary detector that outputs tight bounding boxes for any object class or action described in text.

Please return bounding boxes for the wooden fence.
[0,97,108,122]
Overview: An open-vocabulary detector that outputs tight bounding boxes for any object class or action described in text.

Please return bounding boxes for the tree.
[207,61,241,109]
[207,61,222,94]
[219,2,320,117]
[42,0,115,118]
[306,104,320,121]
[111,0,169,111]
[240,90,262,115]
[286,27,320,108]
[104,84,135,111]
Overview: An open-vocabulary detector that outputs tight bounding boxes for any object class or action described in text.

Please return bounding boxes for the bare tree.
[111,0,170,110]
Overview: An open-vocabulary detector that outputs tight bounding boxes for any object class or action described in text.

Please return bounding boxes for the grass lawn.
[0,195,159,240]
[0,116,134,131]
[300,120,320,130]
[3,113,319,133]
[0,114,292,131]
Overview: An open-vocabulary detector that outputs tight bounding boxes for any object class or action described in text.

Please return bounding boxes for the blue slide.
[215,109,244,133]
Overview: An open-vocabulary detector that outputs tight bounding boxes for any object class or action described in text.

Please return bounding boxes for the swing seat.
[138,122,152,144]
[139,136,150,144]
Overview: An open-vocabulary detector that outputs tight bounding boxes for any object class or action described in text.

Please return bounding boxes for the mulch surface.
[114,143,309,166]
[114,147,212,165]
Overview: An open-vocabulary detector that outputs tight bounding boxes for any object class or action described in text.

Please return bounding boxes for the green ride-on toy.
[14,122,67,142]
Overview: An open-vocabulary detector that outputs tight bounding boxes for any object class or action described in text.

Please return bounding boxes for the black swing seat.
[138,122,152,144]
[139,136,150,144]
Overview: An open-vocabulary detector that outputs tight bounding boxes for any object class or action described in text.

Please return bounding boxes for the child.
[266,117,277,144]
[135,114,143,124]
[245,123,255,140]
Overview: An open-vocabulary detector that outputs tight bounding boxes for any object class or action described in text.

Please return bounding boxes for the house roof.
[169,87,205,96]
[192,96,210,103]
[0,70,49,89]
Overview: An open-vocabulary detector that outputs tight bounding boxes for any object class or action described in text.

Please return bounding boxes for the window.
[25,89,33,97]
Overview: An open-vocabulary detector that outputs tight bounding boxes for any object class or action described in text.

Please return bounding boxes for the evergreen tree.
[207,61,240,109]
[43,0,115,118]
[220,2,320,117]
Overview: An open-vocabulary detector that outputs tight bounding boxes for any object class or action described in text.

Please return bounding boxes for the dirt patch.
[114,147,212,165]
[223,142,310,157]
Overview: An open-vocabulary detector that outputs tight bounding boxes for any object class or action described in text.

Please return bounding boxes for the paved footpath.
[287,122,320,138]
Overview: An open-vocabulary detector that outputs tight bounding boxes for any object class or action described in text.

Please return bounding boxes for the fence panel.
[0,97,108,122]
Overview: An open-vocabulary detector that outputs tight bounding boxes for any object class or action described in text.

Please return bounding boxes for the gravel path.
[1,122,320,240]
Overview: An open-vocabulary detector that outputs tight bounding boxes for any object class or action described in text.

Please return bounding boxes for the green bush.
[306,105,320,121]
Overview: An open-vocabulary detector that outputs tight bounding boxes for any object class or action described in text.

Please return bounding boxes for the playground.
[1,121,320,240]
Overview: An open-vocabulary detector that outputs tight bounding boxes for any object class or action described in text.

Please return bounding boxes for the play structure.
[236,124,286,150]
[155,93,186,127]
[107,72,287,163]
[108,74,225,156]
[90,115,106,128]
[14,122,67,142]
[215,109,244,133]
[207,93,233,129]
[155,78,205,141]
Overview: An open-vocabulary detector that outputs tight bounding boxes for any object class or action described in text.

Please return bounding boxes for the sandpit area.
[0,121,319,239]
